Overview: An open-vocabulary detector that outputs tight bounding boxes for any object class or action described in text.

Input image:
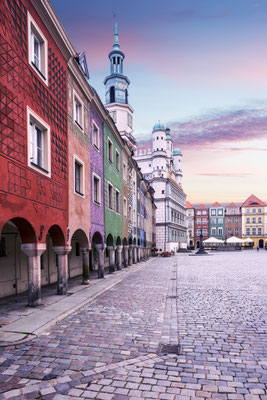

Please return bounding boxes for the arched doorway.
[91,232,104,277]
[0,218,37,299]
[69,229,89,278]
[259,239,264,248]
[197,241,200,248]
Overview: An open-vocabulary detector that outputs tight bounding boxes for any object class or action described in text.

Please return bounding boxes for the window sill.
[93,200,101,207]
[31,62,47,82]
[75,190,85,198]
[93,144,100,152]
[75,120,83,131]
[108,159,113,164]
[30,161,49,174]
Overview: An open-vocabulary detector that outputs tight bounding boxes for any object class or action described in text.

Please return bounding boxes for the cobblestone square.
[0,251,266,399]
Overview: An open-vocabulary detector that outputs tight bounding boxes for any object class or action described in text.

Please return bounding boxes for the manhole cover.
[42,373,58,380]
[157,343,181,355]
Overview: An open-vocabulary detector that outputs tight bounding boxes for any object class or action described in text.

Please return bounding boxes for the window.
[188,230,192,237]
[92,123,99,150]
[235,218,239,224]
[218,227,223,235]
[28,12,48,84]
[246,209,250,213]
[197,211,201,215]
[211,218,216,224]
[246,227,250,235]
[252,208,256,213]
[197,229,201,236]
[228,228,232,236]
[258,208,262,213]
[218,218,223,224]
[73,93,83,129]
[108,138,113,163]
[196,218,201,225]
[123,162,127,181]
[218,209,223,216]
[252,227,256,235]
[115,190,120,213]
[93,174,101,205]
[202,229,207,236]
[258,217,262,223]
[123,197,127,217]
[110,111,117,123]
[252,217,256,223]
[211,228,216,235]
[228,218,232,223]
[27,107,50,176]
[211,209,216,216]
[258,227,262,235]
[129,206,132,222]
[127,113,132,128]
[115,150,120,171]
[74,157,84,196]
[108,184,113,209]
[202,211,207,215]
[235,228,239,236]
[0,237,7,257]
[246,217,250,223]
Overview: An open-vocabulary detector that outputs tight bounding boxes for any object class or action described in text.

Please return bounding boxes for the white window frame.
[93,173,101,206]
[115,150,120,171]
[123,197,127,217]
[107,137,113,163]
[115,189,120,214]
[108,182,113,210]
[246,227,250,235]
[218,227,223,235]
[252,227,256,235]
[92,121,100,150]
[74,155,85,198]
[258,227,262,235]
[258,217,262,223]
[27,107,51,177]
[211,228,216,236]
[73,90,84,130]
[123,162,127,181]
[28,12,48,85]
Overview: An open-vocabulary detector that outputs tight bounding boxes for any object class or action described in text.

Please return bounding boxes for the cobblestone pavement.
[0,251,266,399]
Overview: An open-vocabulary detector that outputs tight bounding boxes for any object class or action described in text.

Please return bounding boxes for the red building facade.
[0,0,71,305]
[225,202,242,239]
[194,204,209,248]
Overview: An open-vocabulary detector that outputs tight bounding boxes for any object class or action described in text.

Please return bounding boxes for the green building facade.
[103,121,123,251]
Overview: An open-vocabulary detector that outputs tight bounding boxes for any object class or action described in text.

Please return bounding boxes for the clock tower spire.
[104,23,135,150]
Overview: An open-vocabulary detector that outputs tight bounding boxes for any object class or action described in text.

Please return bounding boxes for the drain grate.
[166,295,177,299]
[157,343,181,355]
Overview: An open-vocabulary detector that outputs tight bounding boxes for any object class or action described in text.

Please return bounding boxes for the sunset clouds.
[52,0,267,203]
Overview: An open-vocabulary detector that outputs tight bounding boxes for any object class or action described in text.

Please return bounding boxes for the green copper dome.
[173,148,182,155]
[153,122,165,131]
[166,133,171,139]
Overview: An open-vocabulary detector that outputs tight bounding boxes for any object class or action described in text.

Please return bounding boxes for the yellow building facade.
[241,195,266,248]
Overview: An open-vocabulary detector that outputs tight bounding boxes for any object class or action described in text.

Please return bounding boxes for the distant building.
[209,202,225,239]
[194,205,209,248]
[186,201,195,248]
[224,203,242,238]
[134,124,187,251]
[241,194,266,248]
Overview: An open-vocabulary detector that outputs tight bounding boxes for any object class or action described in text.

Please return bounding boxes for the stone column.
[53,245,72,295]
[95,244,105,279]
[124,245,129,267]
[107,246,115,273]
[116,245,123,270]
[132,246,137,264]
[128,245,133,266]
[137,246,140,262]
[82,248,90,284]
[21,243,46,307]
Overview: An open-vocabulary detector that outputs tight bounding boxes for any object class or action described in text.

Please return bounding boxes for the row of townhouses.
[0,0,156,305]
[186,195,267,249]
